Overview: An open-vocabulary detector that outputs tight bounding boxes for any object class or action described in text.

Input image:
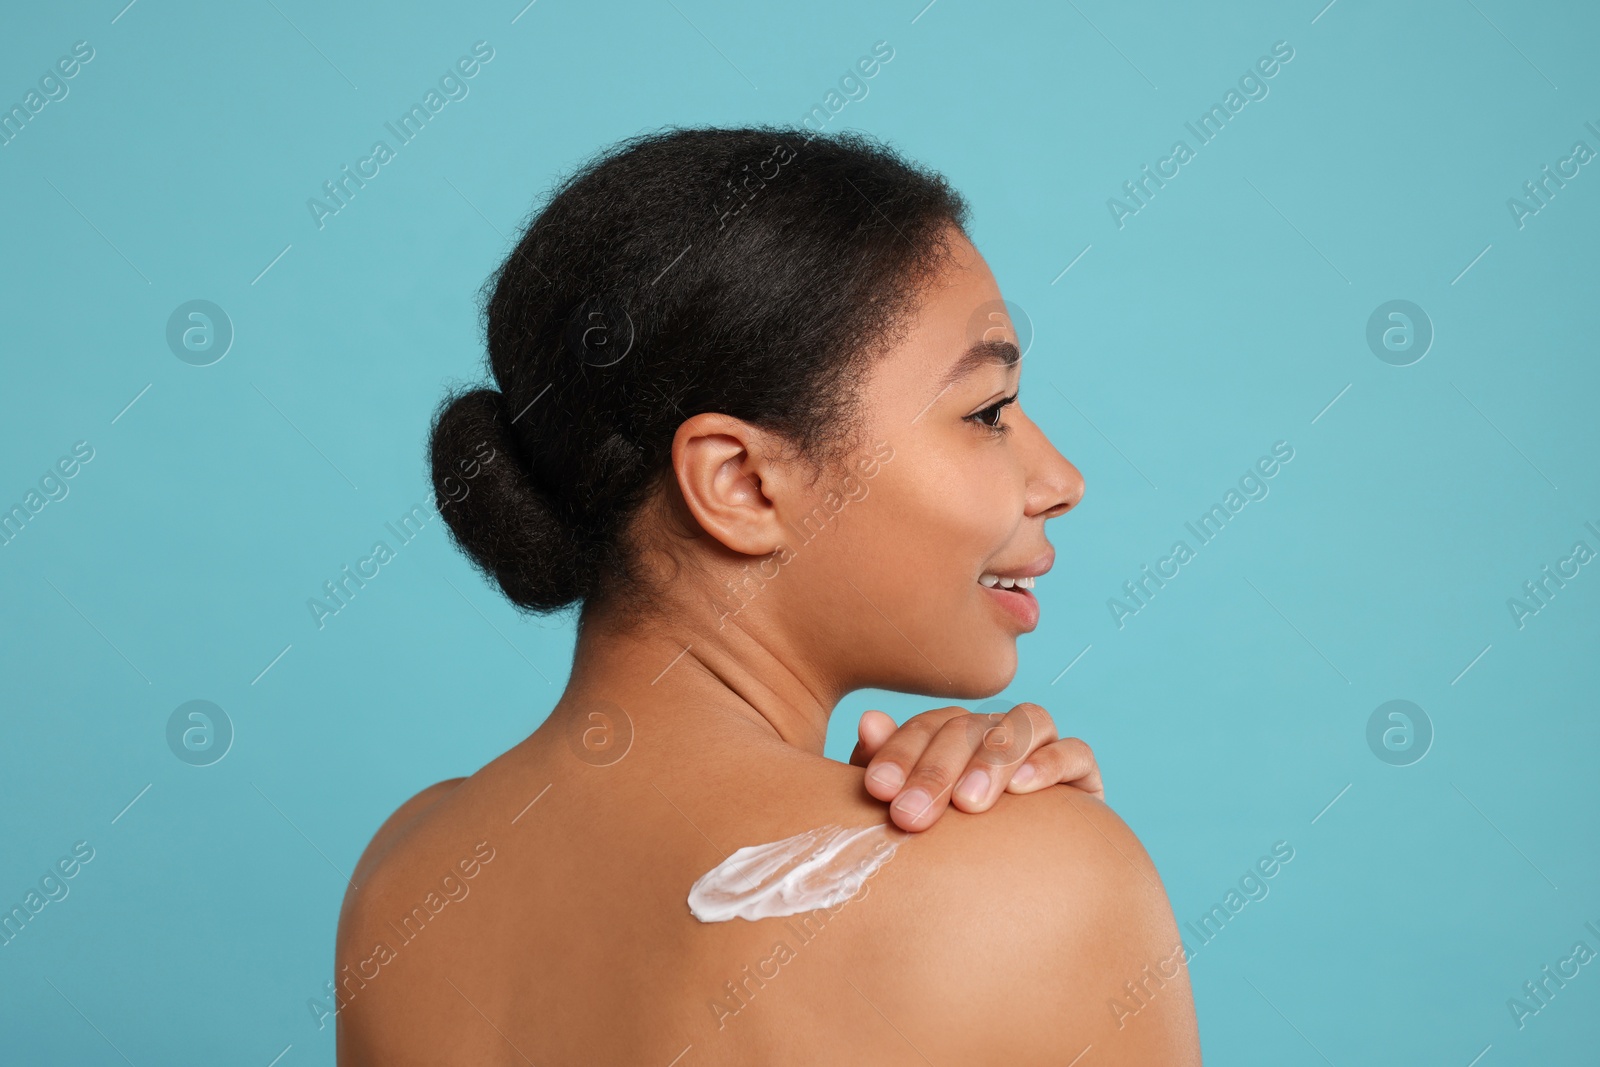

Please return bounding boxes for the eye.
[966,393,1018,435]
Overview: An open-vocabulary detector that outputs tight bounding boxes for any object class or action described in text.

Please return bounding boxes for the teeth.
[979,574,1034,589]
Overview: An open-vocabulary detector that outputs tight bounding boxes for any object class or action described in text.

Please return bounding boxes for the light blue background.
[3,1,1596,1063]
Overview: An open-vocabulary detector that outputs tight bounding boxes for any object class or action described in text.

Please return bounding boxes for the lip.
[981,547,1055,580]
[979,547,1051,631]
[983,583,1040,630]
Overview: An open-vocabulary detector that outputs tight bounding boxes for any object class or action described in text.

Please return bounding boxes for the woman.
[336,126,1200,1065]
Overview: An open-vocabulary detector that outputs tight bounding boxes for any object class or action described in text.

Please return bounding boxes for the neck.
[555,592,843,757]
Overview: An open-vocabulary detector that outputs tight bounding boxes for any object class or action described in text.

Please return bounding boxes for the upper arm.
[872,785,1201,1066]
[334,779,466,1066]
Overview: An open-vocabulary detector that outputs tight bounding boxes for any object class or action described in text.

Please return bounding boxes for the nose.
[1020,412,1084,520]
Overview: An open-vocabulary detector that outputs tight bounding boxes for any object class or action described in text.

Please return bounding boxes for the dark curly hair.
[429,124,971,617]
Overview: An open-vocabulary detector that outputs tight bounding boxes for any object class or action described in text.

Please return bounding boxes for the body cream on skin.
[687,822,908,923]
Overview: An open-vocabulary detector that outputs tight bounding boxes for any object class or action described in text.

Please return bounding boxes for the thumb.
[850,709,897,765]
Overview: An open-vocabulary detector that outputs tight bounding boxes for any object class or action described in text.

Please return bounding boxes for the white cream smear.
[687,822,909,923]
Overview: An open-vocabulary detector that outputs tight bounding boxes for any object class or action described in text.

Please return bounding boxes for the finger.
[949,704,1060,813]
[848,709,898,768]
[1006,736,1103,800]
[860,706,967,800]
[990,702,1060,767]
[888,715,998,830]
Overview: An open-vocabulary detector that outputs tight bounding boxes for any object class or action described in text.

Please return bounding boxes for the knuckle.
[990,708,1036,752]
[1062,735,1094,756]
[909,763,956,793]
[947,715,989,744]
[983,714,1016,740]
[982,720,1024,756]
[869,731,922,761]
[972,730,1025,769]
[1018,703,1059,742]
[919,706,968,725]
[1009,701,1051,724]
[972,748,1013,772]
[1058,736,1095,766]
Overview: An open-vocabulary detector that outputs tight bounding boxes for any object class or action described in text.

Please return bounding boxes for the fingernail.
[869,764,905,790]
[956,768,990,805]
[1011,763,1037,787]
[893,788,932,821]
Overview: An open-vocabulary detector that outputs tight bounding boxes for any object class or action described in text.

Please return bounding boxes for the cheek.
[866,452,1019,589]
[865,455,1027,690]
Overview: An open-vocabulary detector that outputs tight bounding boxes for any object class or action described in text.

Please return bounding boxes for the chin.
[931,642,1019,702]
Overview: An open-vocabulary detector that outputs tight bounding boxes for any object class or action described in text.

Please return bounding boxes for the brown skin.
[336,228,1200,1065]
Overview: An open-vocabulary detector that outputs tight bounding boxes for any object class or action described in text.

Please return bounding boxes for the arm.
[866,786,1201,1065]
[334,779,465,1067]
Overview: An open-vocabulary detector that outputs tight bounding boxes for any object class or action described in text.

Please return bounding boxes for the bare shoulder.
[335,775,470,961]
[858,785,1201,1066]
[340,778,467,919]
[333,778,473,1065]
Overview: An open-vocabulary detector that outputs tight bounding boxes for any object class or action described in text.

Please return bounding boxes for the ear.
[670,412,790,556]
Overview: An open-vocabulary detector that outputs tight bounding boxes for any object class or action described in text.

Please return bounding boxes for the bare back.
[336,714,1200,1066]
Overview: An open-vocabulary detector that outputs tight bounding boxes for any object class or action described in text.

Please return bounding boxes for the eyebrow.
[936,338,1022,393]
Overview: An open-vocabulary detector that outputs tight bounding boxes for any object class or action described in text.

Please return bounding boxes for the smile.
[978,573,1035,590]
[978,573,1041,630]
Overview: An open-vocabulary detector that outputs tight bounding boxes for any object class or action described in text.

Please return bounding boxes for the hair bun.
[429,387,591,611]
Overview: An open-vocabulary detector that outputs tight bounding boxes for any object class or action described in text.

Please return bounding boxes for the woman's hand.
[850,703,1104,831]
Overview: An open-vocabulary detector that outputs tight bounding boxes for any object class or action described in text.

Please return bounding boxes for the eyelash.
[966,393,1018,436]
